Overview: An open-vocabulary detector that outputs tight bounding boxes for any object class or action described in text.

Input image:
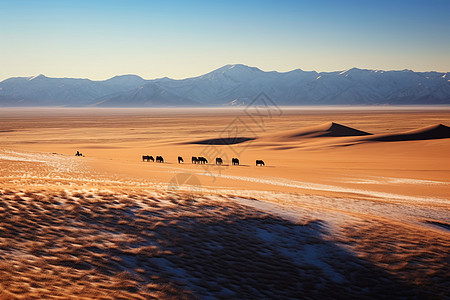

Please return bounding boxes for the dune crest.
[267,122,372,141]
[370,124,450,142]
[292,122,372,137]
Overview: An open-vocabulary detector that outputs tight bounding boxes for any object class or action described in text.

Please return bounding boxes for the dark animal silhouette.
[197,157,208,164]
[178,156,184,163]
[143,155,154,162]
[216,157,223,165]
[142,155,154,162]
[192,156,198,164]
[256,160,265,166]
[156,156,164,163]
[232,158,239,165]
[75,151,83,157]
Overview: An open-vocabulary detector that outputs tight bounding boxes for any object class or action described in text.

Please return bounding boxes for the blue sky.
[1,0,449,80]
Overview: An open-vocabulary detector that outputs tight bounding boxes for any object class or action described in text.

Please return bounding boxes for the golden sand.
[0,107,449,298]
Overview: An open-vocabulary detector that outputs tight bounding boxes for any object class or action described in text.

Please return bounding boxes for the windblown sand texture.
[0,107,449,299]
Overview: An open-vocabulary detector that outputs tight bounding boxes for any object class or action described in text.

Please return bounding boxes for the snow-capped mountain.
[1,64,449,107]
[0,74,146,106]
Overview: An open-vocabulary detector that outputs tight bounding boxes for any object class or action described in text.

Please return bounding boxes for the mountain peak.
[110,74,143,79]
[107,74,144,81]
[28,74,48,81]
[338,67,367,76]
[228,63,252,69]
[214,64,263,73]
[104,74,146,87]
[196,64,265,83]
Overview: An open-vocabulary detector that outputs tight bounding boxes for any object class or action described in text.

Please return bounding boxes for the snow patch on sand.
[342,176,449,185]
[196,172,449,205]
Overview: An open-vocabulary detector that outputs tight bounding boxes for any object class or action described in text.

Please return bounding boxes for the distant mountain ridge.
[1,64,449,107]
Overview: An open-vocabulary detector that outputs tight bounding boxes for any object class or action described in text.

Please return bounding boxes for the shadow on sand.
[0,189,443,299]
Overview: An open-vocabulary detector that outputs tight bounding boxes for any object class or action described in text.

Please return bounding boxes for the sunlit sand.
[0,107,449,298]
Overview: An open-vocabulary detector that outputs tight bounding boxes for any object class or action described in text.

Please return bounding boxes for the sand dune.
[368,123,450,142]
[254,122,450,150]
[185,122,373,146]
[274,121,372,139]
[264,122,450,143]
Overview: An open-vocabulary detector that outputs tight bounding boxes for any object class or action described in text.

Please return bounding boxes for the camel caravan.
[77,150,265,165]
[142,155,265,166]
[77,151,265,166]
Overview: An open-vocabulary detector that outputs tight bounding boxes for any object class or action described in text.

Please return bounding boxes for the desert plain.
[0,106,449,299]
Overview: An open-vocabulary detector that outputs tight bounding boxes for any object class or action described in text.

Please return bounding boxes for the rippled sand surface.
[0,107,449,298]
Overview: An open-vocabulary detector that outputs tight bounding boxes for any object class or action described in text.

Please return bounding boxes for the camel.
[178,156,184,163]
[216,157,223,165]
[232,158,239,165]
[197,157,208,164]
[75,151,83,157]
[156,156,164,163]
[192,156,198,164]
[142,155,154,162]
[256,160,265,166]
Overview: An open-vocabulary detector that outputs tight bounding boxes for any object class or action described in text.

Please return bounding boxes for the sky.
[1,0,449,81]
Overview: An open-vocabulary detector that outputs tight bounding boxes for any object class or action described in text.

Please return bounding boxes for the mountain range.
[1,64,449,107]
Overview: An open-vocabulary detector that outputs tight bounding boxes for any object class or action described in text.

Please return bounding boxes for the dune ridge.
[368,123,450,142]
[254,122,450,149]
[284,122,372,138]
[269,122,450,143]
[182,122,450,148]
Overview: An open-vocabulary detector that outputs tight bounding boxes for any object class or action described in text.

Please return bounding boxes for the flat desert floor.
[0,107,449,299]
